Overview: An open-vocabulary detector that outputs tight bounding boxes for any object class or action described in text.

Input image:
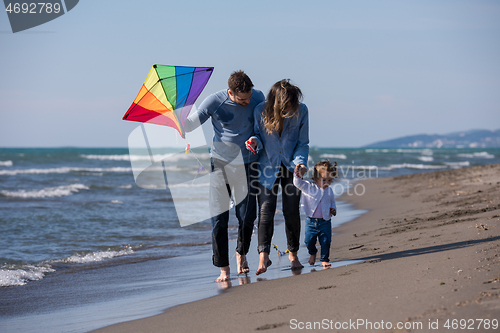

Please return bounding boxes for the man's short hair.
[228,70,254,94]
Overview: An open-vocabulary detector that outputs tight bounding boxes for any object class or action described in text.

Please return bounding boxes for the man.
[184,70,265,282]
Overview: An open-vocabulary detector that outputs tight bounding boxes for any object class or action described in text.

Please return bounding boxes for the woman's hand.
[330,208,337,216]
[245,138,257,154]
[294,164,307,178]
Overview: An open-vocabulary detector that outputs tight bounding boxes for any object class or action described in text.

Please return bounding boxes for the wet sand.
[1,200,360,332]
[94,164,500,332]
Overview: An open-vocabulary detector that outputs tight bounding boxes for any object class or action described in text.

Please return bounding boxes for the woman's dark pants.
[257,164,302,254]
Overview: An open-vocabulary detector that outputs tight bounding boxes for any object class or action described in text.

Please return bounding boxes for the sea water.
[0,147,499,331]
[1,147,499,286]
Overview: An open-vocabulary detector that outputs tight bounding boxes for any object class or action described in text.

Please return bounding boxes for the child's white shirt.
[293,174,336,220]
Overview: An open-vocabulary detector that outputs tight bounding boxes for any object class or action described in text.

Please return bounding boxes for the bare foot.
[322,261,332,268]
[308,254,316,266]
[256,252,272,275]
[289,252,304,270]
[215,266,230,282]
[236,253,249,275]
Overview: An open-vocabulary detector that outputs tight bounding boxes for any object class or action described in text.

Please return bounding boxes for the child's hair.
[313,160,338,180]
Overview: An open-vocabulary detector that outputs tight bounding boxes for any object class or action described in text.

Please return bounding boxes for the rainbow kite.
[123,64,213,138]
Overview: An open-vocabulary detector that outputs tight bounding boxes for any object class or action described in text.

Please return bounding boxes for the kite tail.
[184,141,206,185]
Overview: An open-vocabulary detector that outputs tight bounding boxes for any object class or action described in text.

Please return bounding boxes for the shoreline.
[93,163,500,332]
[0,190,364,333]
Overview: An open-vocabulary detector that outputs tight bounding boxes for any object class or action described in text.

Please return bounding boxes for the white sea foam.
[139,184,166,189]
[319,153,347,160]
[366,149,435,155]
[82,154,172,161]
[0,265,55,287]
[82,152,211,163]
[340,165,379,171]
[338,165,379,179]
[364,149,392,153]
[168,182,211,188]
[421,149,434,156]
[1,184,89,198]
[137,181,210,190]
[395,148,434,155]
[111,200,123,204]
[165,152,211,162]
[457,152,495,159]
[55,248,134,264]
[0,167,132,176]
[0,160,13,167]
[417,156,434,162]
[0,248,135,286]
[445,161,470,168]
[82,154,134,161]
[380,163,447,170]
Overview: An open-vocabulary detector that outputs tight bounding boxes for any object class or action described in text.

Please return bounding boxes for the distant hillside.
[365,129,500,148]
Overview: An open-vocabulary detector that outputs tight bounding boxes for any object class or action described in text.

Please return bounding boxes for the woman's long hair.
[262,79,302,135]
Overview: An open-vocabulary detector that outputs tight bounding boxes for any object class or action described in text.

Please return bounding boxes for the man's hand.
[330,208,337,216]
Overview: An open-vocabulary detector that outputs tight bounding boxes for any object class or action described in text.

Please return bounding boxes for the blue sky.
[1,0,499,147]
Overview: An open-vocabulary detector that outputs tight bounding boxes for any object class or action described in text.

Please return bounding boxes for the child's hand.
[330,208,337,216]
[294,164,307,178]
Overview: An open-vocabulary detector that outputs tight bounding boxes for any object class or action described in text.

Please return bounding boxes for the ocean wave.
[445,161,470,168]
[380,163,448,170]
[88,184,135,190]
[168,182,210,188]
[82,154,172,161]
[0,265,55,287]
[337,166,379,179]
[417,156,434,162]
[457,152,495,159]
[421,149,434,156]
[397,148,434,155]
[0,167,132,176]
[165,152,211,162]
[138,181,210,190]
[365,149,434,155]
[0,247,135,286]
[365,149,390,153]
[139,184,167,189]
[0,184,89,198]
[319,153,347,160]
[339,165,379,171]
[82,152,212,163]
[53,247,134,264]
[0,160,13,167]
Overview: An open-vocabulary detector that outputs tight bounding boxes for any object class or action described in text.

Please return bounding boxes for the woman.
[246,79,309,275]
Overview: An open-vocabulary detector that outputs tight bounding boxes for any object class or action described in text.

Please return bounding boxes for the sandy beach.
[93,163,500,332]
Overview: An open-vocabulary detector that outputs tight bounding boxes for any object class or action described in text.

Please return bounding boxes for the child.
[293,160,337,268]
